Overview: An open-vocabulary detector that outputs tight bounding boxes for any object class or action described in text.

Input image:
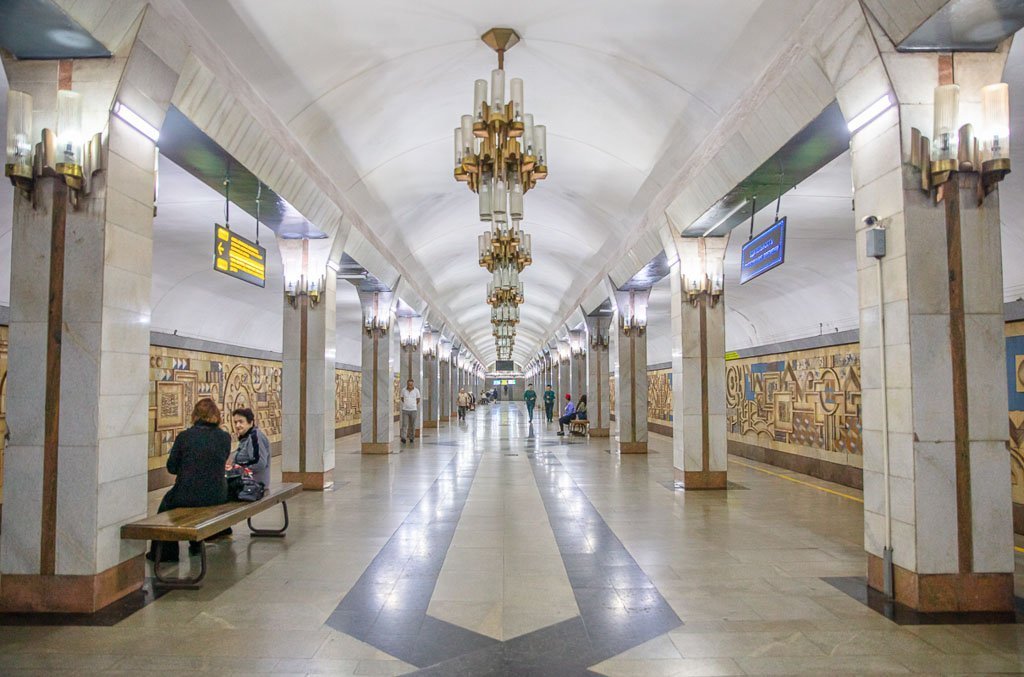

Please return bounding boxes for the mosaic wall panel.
[149,346,283,470]
[648,369,673,425]
[725,344,862,463]
[1005,321,1024,506]
[336,368,361,429]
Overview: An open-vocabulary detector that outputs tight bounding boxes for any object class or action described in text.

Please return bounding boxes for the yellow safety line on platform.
[729,458,865,503]
[729,459,1024,555]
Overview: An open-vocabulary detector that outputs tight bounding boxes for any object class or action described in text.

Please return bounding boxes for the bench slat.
[121,483,303,542]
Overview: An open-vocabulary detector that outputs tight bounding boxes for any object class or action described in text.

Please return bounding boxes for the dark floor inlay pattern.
[325,448,498,667]
[824,576,1024,625]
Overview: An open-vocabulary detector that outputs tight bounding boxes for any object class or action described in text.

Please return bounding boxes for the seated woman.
[558,394,589,435]
[231,406,271,490]
[148,398,232,562]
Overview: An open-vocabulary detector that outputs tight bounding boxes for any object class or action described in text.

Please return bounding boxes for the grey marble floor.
[3,402,1024,675]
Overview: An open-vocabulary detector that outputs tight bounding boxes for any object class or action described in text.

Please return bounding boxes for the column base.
[867,553,1014,612]
[362,442,396,454]
[0,555,143,613]
[423,420,439,428]
[282,470,334,490]
[673,468,727,490]
[590,427,610,437]
[619,441,647,454]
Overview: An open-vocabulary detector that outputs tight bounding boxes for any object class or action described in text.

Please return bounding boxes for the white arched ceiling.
[177,0,819,364]
[151,155,284,351]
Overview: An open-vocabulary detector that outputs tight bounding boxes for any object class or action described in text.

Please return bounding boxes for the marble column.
[614,290,650,454]
[585,317,612,437]
[449,352,461,418]
[359,292,396,454]
[0,51,178,611]
[399,344,422,438]
[557,344,571,403]
[422,340,439,429]
[438,346,450,419]
[281,241,337,490]
[670,236,729,490]
[827,21,1013,611]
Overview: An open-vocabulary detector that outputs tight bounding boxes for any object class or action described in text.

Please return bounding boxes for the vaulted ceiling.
[176,0,819,365]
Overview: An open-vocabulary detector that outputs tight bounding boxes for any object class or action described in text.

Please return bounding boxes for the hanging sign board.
[213,224,266,288]
[739,217,786,284]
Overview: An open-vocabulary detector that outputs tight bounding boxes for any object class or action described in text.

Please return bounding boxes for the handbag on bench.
[237,477,265,502]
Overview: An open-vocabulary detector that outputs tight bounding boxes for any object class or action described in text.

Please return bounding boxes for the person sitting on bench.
[557,393,576,436]
[148,398,232,562]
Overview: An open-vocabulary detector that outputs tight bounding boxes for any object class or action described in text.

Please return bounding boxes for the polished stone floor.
[3,402,1024,674]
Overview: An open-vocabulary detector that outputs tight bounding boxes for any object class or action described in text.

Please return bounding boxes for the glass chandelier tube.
[932,84,959,165]
[5,90,33,176]
[474,79,488,122]
[982,83,1010,162]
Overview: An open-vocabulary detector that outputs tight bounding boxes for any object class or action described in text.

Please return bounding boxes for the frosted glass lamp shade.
[523,114,535,155]
[534,125,547,165]
[932,84,959,165]
[454,128,463,164]
[56,90,83,167]
[474,79,488,121]
[479,172,493,221]
[510,78,523,120]
[981,83,1009,163]
[509,171,524,219]
[490,69,505,109]
[461,115,474,155]
[5,90,33,174]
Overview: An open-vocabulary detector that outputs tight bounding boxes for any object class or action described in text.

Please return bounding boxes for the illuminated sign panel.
[740,217,786,284]
[214,224,266,287]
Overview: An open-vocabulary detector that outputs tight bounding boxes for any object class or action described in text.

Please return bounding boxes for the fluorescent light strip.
[847,94,893,133]
[113,101,160,142]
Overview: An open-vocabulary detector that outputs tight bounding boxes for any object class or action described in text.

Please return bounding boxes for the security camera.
[862,215,879,227]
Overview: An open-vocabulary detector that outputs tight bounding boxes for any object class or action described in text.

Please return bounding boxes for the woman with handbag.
[231,407,271,490]
[148,398,232,562]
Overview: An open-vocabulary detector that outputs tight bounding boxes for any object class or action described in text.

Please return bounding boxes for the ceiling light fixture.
[454,27,548,361]
[847,93,893,133]
[113,101,160,142]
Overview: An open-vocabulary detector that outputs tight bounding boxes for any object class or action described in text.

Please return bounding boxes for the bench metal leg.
[248,501,289,537]
[152,542,207,589]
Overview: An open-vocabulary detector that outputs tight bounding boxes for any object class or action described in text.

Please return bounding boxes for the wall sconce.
[397,315,424,349]
[614,289,650,336]
[909,82,1011,200]
[556,340,571,362]
[438,339,452,362]
[590,330,610,349]
[285,275,324,309]
[422,330,438,358]
[363,291,392,335]
[569,330,586,357]
[6,89,103,206]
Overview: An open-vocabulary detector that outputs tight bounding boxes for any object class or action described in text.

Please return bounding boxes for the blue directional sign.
[740,217,786,284]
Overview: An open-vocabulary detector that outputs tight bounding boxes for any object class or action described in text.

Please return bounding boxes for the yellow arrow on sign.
[217,242,225,256]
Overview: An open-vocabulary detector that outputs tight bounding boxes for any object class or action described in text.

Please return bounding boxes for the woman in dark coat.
[148,398,232,562]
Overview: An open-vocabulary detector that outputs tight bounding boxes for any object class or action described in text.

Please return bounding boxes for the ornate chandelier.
[454,27,547,364]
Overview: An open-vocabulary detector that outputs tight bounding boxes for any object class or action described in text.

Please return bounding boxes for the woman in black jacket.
[148,398,232,562]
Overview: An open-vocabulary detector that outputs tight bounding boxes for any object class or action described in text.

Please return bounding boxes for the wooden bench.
[121,482,302,589]
[568,418,590,440]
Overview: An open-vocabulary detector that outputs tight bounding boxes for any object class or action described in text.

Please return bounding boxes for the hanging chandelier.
[454,28,548,364]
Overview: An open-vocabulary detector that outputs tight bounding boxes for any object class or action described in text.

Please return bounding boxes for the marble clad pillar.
[557,342,571,404]
[1,51,178,612]
[359,292,396,453]
[670,236,729,490]
[422,333,440,429]
[826,15,1013,611]
[569,328,587,401]
[585,316,612,437]
[397,317,423,438]
[614,289,650,454]
[438,344,450,421]
[281,240,338,490]
[450,350,461,417]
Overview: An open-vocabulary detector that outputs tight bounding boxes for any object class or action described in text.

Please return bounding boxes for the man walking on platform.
[543,385,556,423]
[524,383,537,422]
[401,379,421,443]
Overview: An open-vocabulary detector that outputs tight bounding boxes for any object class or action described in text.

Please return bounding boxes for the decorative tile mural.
[1006,321,1024,506]
[725,344,862,462]
[149,346,284,470]
[336,368,361,429]
[648,368,673,426]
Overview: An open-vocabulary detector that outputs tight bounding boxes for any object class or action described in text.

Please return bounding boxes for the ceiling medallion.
[453,27,548,363]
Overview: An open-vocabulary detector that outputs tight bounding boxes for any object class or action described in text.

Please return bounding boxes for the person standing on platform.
[457,387,471,420]
[401,379,421,443]
[543,385,556,423]
[524,383,538,422]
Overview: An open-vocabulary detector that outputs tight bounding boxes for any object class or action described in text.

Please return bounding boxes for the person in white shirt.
[400,379,421,443]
